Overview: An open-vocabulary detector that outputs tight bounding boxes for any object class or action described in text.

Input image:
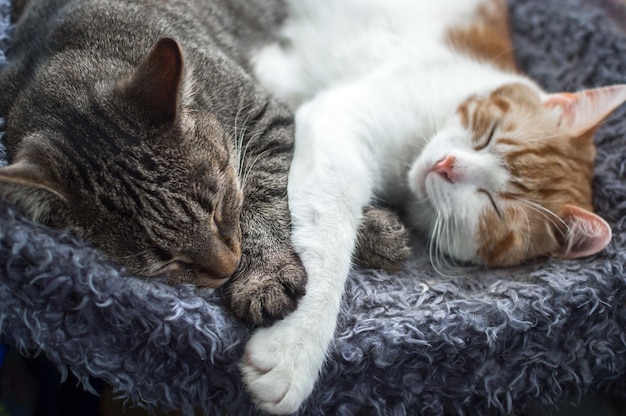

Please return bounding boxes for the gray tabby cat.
[0,0,409,325]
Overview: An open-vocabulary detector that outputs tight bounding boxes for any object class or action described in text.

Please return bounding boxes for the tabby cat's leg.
[223,222,306,327]
[225,205,409,326]
[221,100,306,327]
[354,205,411,272]
[241,92,376,414]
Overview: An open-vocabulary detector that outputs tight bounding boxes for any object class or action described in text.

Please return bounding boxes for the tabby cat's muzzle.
[162,240,242,288]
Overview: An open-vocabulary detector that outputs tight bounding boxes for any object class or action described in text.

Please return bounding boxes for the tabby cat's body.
[0,0,308,324]
[0,0,408,324]
[242,0,626,413]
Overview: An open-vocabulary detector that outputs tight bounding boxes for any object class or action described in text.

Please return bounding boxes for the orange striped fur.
[445,0,518,73]
[440,0,621,266]
[458,83,603,266]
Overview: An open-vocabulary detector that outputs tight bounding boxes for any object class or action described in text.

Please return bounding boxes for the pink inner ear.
[542,92,579,127]
[556,205,612,259]
[542,84,626,133]
[543,92,579,109]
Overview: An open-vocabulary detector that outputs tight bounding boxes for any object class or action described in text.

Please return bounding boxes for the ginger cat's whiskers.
[511,198,570,238]
[429,215,451,276]
[428,213,464,277]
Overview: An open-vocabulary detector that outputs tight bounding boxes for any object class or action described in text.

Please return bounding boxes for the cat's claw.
[241,318,324,414]
[223,252,306,326]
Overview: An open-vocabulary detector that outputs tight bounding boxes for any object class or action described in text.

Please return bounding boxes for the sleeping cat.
[0,0,299,325]
[242,0,626,412]
[0,0,409,326]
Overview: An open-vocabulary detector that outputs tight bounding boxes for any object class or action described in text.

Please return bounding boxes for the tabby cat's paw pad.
[241,323,318,414]
[224,261,306,327]
[354,207,411,271]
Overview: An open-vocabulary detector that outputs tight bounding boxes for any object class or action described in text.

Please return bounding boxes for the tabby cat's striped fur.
[0,0,409,325]
[0,0,308,327]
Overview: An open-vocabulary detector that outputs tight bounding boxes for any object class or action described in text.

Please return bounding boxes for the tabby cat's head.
[409,83,626,267]
[0,38,243,287]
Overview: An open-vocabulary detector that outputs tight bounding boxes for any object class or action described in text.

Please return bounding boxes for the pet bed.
[1,0,626,414]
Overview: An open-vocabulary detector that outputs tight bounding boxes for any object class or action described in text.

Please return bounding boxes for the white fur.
[243,0,541,413]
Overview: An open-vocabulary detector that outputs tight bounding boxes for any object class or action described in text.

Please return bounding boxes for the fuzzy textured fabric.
[1,0,626,415]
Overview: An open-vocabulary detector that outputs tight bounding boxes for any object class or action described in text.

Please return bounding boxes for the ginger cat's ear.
[542,84,626,134]
[0,160,67,222]
[552,204,612,259]
[120,37,185,125]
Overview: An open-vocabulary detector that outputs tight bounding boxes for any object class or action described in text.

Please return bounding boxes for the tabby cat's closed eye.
[0,0,311,325]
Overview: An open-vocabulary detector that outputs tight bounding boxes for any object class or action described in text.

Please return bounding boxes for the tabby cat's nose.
[179,243,241,289]
[191,242,241,281]
[214,242,241,278]
[177,236,242,286]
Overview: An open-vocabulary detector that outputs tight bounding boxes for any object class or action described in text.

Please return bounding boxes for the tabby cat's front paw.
[223,252,306,326]
[354,206,411,271]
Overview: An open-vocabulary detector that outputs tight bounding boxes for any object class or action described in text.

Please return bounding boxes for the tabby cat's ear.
[0,160,67,222]
[552,204,612,259]
[542,84,626,135]
[121,37,184,125]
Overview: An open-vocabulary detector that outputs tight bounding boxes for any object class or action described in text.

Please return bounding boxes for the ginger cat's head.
[409,83,626,267]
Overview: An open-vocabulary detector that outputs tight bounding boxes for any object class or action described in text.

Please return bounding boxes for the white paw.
[241,318,328,415]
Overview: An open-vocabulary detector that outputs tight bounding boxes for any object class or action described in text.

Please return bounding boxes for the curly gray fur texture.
[1,0,625,414]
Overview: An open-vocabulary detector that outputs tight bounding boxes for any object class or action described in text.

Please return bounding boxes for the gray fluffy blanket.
[1,0,626,415]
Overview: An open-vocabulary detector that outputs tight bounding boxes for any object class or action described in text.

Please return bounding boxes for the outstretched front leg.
[241,89,379,413]
[221,98,306,327]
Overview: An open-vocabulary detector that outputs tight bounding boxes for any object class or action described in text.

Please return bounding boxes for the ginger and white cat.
[242,0,626,413]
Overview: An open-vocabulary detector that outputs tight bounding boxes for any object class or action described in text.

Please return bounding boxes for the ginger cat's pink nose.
[433,155,457,182]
